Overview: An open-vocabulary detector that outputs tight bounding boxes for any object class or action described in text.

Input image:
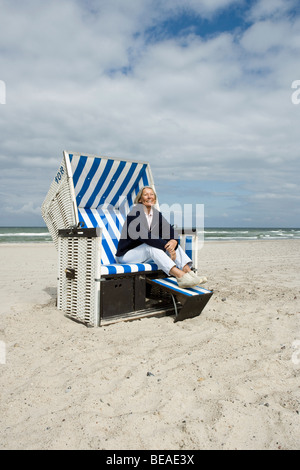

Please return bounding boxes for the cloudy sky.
[0,0,300,227]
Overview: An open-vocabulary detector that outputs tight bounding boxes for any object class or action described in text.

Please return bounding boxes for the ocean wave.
[0,227,299,244]
[201,228,300,241]
[0,232,49,237]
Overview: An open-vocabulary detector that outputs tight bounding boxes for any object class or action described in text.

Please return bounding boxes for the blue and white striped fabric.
[184,235,193,260]
[69,154,150,210]
[150,277,211,297]
[100,262,158,276]
[68,153,159,274]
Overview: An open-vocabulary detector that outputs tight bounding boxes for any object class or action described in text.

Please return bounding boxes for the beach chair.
[42,151,213,326]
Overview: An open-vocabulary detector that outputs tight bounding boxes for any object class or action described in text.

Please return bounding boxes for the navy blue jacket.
[116,204,178,257]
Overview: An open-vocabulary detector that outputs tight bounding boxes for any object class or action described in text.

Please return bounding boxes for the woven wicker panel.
[41,159,77,249]
[58,235,101,326]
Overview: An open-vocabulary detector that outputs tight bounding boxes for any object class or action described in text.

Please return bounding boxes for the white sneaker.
[188,271,207,285]
[177,272,197,288]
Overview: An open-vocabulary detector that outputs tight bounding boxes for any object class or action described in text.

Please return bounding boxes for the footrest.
[147,277,213,322]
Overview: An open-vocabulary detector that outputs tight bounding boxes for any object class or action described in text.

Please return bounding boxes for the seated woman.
[116,186,207,289]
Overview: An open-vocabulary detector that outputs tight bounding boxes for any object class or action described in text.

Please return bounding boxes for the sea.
[0,226,300,244]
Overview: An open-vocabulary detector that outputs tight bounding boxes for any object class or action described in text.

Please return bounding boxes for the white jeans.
[116,243,192,276]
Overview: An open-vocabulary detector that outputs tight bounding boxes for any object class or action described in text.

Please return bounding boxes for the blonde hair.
[134,186,157,205]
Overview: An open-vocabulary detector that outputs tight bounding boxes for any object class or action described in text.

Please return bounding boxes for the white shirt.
[144,208,153,230]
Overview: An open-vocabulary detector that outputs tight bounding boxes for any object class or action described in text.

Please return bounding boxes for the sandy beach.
[0,239,299,450]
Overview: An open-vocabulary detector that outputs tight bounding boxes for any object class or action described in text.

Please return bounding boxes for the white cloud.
[247,0,298,21]
[6,201,41,216]
[241,20,291,53]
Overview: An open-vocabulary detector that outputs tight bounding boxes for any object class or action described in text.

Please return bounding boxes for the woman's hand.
[165,239,177,251]
[165,239,177,260]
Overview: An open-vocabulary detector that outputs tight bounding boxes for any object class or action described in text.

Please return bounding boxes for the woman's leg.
[175,246,207,284]
[173,245,193,272]
[116,244,151,264]
[171,246,207,284]
[146,246,176,275]
[147,246,200,287]
[118,245,192,276]
[116,244,202,287]
[117,244,178,276]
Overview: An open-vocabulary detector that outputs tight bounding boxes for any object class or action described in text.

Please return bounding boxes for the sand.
[0,240,299,450]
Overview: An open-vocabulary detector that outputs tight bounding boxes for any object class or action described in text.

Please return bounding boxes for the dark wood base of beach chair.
[146,277,213,323]
[99,271,176,326]
[100,273,146,320]
[172,293,213,322]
